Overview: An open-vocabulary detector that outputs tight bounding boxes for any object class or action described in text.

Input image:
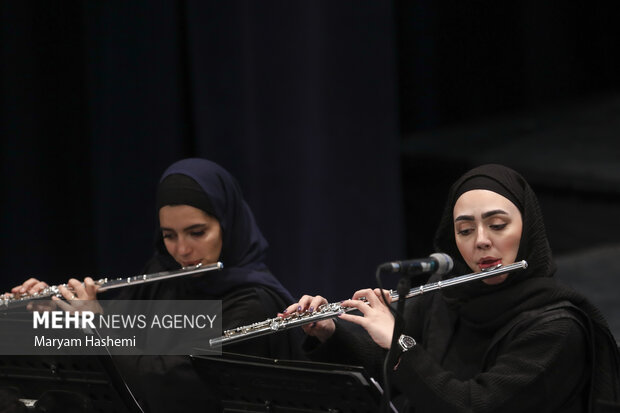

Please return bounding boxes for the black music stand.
[0,354,143,412]
[190,352,397,413]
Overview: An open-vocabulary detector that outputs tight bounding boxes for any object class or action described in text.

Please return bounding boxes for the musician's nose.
[476,226,491,250]
[176,237,192,256]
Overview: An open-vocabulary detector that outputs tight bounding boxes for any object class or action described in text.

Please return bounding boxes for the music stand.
[190,352,397,413]
[0,354,144,412]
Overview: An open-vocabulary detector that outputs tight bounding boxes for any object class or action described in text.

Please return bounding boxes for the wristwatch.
[398,334,416,352]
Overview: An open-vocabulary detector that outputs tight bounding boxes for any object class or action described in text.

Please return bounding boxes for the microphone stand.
[377,268,415,413]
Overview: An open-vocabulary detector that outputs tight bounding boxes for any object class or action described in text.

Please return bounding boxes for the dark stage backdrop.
[3,1,620,312]
[1,1,404,300]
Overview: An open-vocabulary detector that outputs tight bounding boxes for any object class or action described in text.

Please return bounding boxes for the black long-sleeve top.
[306,292,594,413]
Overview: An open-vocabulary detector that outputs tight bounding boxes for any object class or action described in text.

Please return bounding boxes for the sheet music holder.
[0,354,144,412]
[190,351,398,413]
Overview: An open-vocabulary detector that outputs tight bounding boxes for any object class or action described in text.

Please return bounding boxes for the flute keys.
[270,319,283,331]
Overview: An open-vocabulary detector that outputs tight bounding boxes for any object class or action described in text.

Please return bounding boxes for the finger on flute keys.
[279,295,328,317]
[11,278,49,296]
[344,288,391,313]
[56,284,76,302]
[351,288,392,304]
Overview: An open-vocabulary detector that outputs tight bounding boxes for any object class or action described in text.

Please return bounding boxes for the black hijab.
[433,164,619,407]
[434,164,555,299]
[149,158,295,303]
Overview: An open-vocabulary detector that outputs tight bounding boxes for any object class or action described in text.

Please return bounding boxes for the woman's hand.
[52,277,103,313]
[279,295,336,343]
[3,277,102,313]
[7,278,49,297]
[338,288,395,349]
[1,278,53,311]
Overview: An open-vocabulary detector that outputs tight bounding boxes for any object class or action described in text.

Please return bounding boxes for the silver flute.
[0,262,223,309]
[209,260,528,347]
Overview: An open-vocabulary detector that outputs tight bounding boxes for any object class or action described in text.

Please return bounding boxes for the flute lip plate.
[481,263,502,272]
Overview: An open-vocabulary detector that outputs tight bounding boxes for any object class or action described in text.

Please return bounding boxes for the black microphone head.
[430,253,453,275]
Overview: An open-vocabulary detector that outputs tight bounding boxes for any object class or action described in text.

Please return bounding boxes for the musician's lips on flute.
[478,257,506,284]
[182,261,203,267]
[453,188,523,286]
[478,257,502,270]
[159,204,223,270]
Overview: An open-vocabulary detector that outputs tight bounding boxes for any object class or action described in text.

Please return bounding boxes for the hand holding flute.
[281,295,336,342]
[3,276,101,312]
[340,289,396,349]
[282,288,397,349]
[1,263,222,311]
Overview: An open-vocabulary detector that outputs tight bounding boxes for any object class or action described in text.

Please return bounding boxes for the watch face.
[399,334,416,350]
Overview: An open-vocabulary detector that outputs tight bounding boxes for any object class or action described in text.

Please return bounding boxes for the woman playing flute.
[285,164,620,413]
[8,158,304,412]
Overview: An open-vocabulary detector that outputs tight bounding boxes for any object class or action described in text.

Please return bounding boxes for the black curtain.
[396,0,620,134]
[1,1,404,300]
[6,1,617,302]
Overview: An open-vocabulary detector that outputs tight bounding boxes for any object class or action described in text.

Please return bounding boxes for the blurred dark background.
[1,1,619,334]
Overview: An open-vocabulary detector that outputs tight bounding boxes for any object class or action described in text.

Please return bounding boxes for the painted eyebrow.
[160,223,207,232]
[454,209,509,222]
[481,209,508,219]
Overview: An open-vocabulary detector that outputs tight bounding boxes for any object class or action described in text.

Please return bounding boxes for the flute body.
[0,262,223,309]
[209,260,528,347]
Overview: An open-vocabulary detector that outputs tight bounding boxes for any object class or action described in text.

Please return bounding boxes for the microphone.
[379,253,453,276]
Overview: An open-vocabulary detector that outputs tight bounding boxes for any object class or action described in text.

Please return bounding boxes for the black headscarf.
[150,158,295,303]
[433,164,620,407]
[434,164,556,309]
